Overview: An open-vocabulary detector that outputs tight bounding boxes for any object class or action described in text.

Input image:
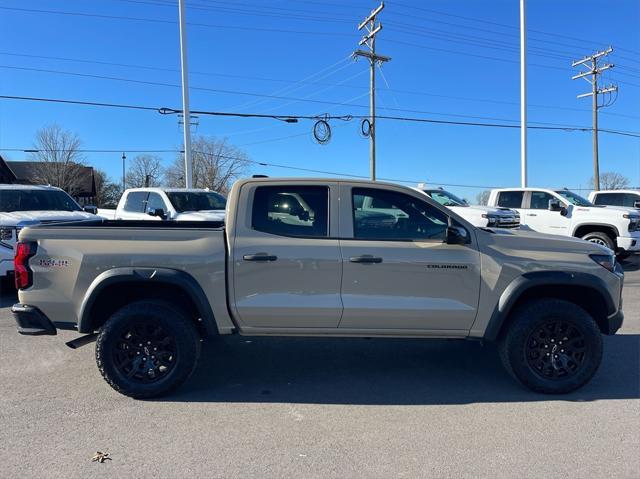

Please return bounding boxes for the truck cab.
[589,189,640,210]
[488,187,640,255]
[113,188,226,222]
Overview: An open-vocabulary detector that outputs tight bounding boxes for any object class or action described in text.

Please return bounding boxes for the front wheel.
[96,300,201,399]
[580,231,615,251]
[499,298,603,394]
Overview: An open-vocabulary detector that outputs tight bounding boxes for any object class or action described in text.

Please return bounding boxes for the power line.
[4,65,618,127]
[3,50,637,120]
[2,94,639,138]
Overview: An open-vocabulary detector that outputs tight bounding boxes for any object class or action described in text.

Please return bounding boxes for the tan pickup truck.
[13,178,624,398]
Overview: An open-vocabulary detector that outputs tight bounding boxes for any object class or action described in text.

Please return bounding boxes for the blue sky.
[1,0,638,200]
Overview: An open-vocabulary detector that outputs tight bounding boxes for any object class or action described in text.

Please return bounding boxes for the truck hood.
[481,226,611,255]
[0,210,96,226]
[174,210,226,221]
[571,205,638,217]
[450,205,516,216]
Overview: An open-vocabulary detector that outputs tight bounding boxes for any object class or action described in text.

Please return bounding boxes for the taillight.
[14,242,37,290]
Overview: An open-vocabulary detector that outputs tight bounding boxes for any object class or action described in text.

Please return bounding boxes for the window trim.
[250,185,331,239]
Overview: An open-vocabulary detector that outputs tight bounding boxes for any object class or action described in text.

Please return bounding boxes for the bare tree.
[476,190,491,205]
[591,172,631,190]
[125,155,164,188]
[28,124,86,195]
[94,169,122,208]
[165,136,250,193]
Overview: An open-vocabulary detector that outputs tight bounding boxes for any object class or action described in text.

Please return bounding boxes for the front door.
[232,183,342,329]
[339,185,481,332]
[522,191,570,235]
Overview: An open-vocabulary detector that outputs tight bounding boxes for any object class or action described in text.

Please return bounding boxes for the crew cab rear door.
[338,184,481,333]
[230,181,343,329]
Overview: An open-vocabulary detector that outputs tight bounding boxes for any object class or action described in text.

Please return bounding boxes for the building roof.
[0,155,17,184]
[5,160,96,197]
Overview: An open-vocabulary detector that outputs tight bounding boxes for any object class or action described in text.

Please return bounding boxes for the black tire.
[96,300,201,399]
[498,298,603,394]
[580,231,615,251]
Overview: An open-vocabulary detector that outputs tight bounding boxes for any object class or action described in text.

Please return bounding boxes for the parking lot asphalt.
[0,257,639,479]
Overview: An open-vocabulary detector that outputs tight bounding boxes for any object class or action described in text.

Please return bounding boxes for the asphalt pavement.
[0,257,638,478]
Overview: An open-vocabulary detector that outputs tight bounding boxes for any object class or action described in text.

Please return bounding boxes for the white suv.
[417,186,520,228]
[107,188,226,222]
[0,184,97,278]
[488,187,640,256]
[589,189,640,209]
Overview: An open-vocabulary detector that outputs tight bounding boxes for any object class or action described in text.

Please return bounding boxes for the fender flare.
[571,222,620,238]
[78,267,218,336]
[483,270,616,341]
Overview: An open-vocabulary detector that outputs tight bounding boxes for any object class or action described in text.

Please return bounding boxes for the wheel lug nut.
[546,353,550,356]
[560,349,564,353]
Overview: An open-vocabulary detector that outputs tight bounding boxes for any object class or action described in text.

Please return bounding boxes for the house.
[2,159,97,205]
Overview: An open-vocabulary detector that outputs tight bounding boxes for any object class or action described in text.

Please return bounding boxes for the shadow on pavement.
[0,283,17,308]
[621,255,639,272]
[167,333,640,405]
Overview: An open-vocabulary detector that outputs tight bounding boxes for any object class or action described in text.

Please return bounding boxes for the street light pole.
[520,0,528,188]
[121,152,126,192]
[178,0,193,188]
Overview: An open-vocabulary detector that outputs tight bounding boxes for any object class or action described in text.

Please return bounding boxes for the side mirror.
[298,210,310,221]
[148,208,167,220]
[634,200,640,209]
[445,226,469,245]
[83,205,98,215]
[548,199,562,212]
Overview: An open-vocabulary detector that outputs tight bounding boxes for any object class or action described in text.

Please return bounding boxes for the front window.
[555,190,593,207]
[0,189,82,212]
[424,189,467,207]
[529,191,558,210]
[166,191,226,213]
[353,188,449,241]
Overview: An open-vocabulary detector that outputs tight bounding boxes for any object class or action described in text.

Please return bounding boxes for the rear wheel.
[580,231,615,251]
[96,300,201,398]
[499,298,603,394]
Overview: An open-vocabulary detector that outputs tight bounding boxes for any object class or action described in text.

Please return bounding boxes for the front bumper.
[617,234,640,252]
[12,304,57,335]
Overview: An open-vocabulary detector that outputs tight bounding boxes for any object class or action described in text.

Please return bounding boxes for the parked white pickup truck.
[416,185,520,228]
[100,187,226,222]
[589,189,640,209]
[488,187,640,256]
[0,184,97,278]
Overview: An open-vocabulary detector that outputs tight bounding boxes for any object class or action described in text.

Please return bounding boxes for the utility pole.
[353,2,390,181]
[572,47,617,191]
[178,0,193,188]
[520,0,527,187]
[121,152,126,192]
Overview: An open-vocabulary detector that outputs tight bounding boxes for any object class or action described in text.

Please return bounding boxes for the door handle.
[349,255,383,264]
[243,253,278,262]
[527,213,537,217]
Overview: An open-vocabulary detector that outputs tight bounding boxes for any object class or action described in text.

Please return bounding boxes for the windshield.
[0,189,82,212]
[555,190,593,207]
[166,191,226,213]
[423,189,467,207]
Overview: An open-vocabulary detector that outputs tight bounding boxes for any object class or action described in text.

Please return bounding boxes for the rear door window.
[497,191,524,208]
[252,186,329,238]
[123,192,149,213]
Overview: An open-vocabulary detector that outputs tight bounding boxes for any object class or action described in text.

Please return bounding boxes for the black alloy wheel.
[525,320,587,380]
[113,320,178,383]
